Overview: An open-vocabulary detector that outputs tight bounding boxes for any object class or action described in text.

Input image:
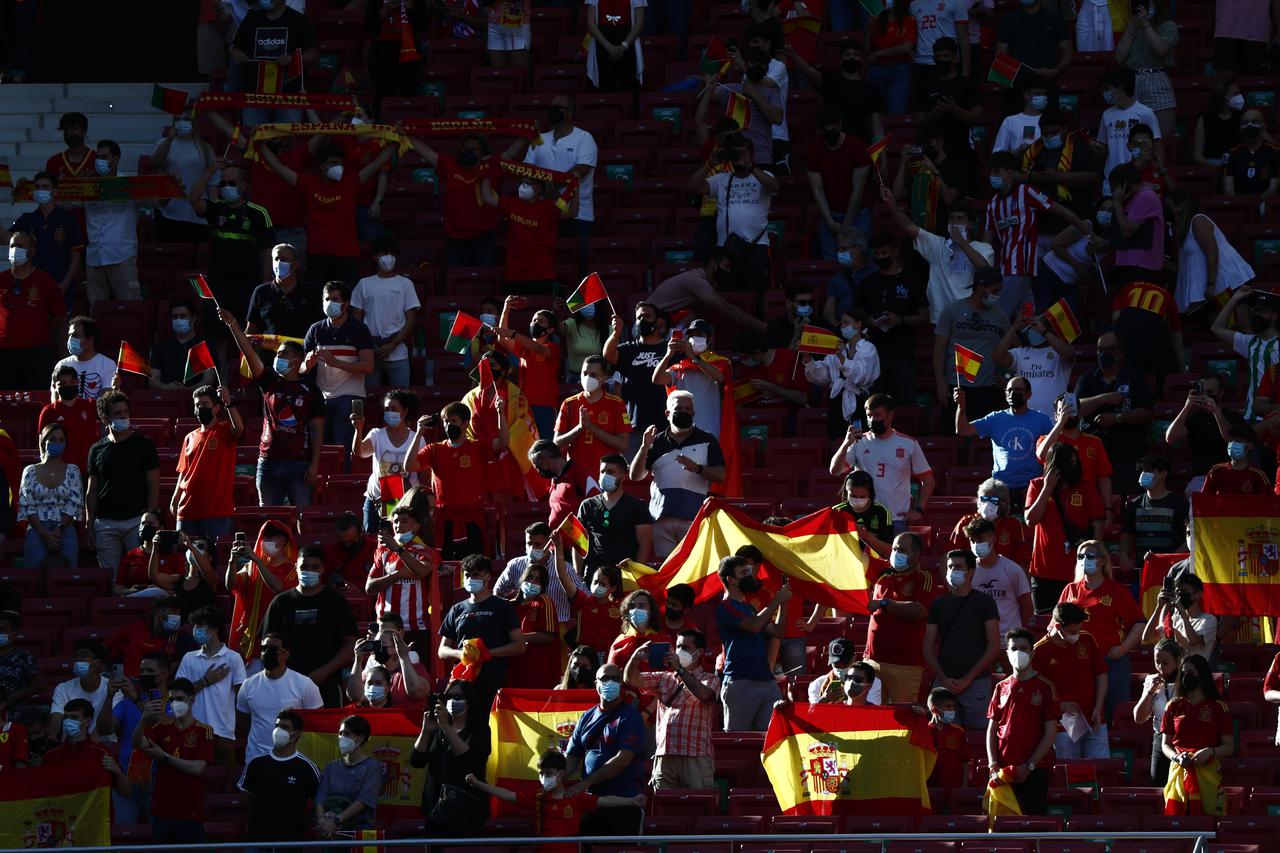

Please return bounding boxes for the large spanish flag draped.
[762,703,936,818]
[630,499,871,611]
[0,755,111,847]
[1192,493,1280,615]
[296,707,427,821]
[486,688,598,813]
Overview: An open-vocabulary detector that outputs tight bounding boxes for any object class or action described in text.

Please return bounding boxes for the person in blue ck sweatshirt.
[954,375,1054,512]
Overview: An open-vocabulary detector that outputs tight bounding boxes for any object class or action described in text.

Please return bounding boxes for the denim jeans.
[1055,723,1111,760]
[363,496,384,535]
[324,394,360,451]
[868,62,913,116]
[256,458,312,507]
[93,515,142,570]
[23,524,78,569]
[113,783,152,825]
[1033,265,1079,315]
[356,204,384,243]
[368,359,411,391]
[997,274,1033,318]
[530,405,555,441]
[816,209,870,260]
[177,516,233,540]
[1105,653,1132,726]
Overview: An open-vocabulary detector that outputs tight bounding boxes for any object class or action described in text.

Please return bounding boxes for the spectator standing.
[1191,80,1244,167]
[86,390,159,572]
[804,310,880,440]
[1159,654,1232,815]
[948,479,1032,566]
[866,3,918,116]
[565,662,646,835]
[0,232,66,390]
[576,455,653,574]
[1144,574,1218,664]
[716,555,790,731]
[908,0,970,75]
[480,176,570,296]
[410,681,492,833]
[403,134,504,267]
[226,520,297,661]
[1138,640,1183,781]
[555,355,631,476]
[365,501,440,653]
[1059,543,1144,723]
[1096,67,1162,193]
[238,710,320,847]
[133,679,212,843]
[861,235,929,398]
[172,385,242,541]
[84,140,141,305]
[56,316,116,400]
[834,470,895,558]
[932,268,1009,418]
[43,698,130,797]
[1211,287,1280,422]
[1106,163,1165,281]
[315,715,385,838]
[5,173,84,305]
[353,389,419,532]
[1115,0,1178,138]
[604,304,677,458]
[765,284,818,352]
[687,140,778,295]
[96,651,168,820]
[995,0,1071,106]
[1224,109,1280,199]
[151,111,215,245]
[1202,425,1272,495]
[1024,443,1105,611]
[986,628,1060,815]
[50,639,111,735]
[351,236,421,390]
[829,393,935,533]
[105,594,197,678]
[188,160,274,318]
[245,244,319,337]
[44,113,96,180]
[915,39,983,153]
[18,423,81,570]
[1075,332,1155,495]
[265,546,358,706]
[629,392,726,559]
[149,300,216,389]
[584,0,646,92]
[0,612,38,713]
[1165,376,1241,490]
[498,302,561,437]
[865,532,939,703]
[809,639,885,705]
[1170,192,1255,315]
[955,376,1055,507]
[236,633,324,763]
[114,511,181,596]
[521,96,598,273]
[1032,602,1109,759]
[175,606,246,767]
[529,439,593,531]
[992,79,1049,155]
[926,687,966,789]
[303,281,375,450]
[733,332,810,409]
[229,0,319,125]
[823,229,877,326]
[923,550,1000,730]
[1022,111,1102,245]
[1036,393,1114,510]
[883,192,994,324]
[1120,455,1188,568]
[806,108,873,258]
[625,630,718,789]
[964,518,1033,635]
[438,555,526,715]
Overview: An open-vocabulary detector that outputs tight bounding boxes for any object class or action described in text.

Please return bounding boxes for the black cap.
[688,319,714,336]
[827,637,854,666]
[972,267,1003,288]
[1249,290,1280,311]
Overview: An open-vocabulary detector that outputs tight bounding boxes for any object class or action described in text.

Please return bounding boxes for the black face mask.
[666,607,684,623]
[1250,313,1272,334]
[1008,392,1026,409]
[737,575,762,594]
[137,673,157,691]
[548,105,568,125]
[373,649,390,665]
[635,318,657,338]
[869,419,887,435]
[195,406,215,426]
[139,524,158,543]
[1242,124,1263,141]
[261,647,282,670]
[63,131,84,147]
[873,256,893,270]
[57,385,77,402]
[530,323,547,339]
[1179,673,1199,693]
[570,666,592,685]
[457,149,480,167]
[841,58,861,74]
[746,65,767,83]
[822,129,841,146]
[535,466,556,480]
[1177,593,1194,609]
[670,411,694,430]
[445,423,463,442]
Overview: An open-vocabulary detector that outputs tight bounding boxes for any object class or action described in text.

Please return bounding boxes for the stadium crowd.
[1,0,1280,846]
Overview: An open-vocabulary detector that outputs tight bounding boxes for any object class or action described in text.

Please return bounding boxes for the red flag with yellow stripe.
[295,708,425,822]
[556,513,590,555]
[0,755,111,847]
[954,344,984,383]
[486,688,598,814]
[762,702,936,818]
[1043,298,1082,343]
[797,324,841,356]
[725,91,752,131]
[1193,493,1280,615]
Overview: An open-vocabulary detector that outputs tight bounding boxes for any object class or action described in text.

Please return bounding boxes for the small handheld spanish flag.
[0,163,11,189]
[796,325,842,356]
[556,514,590,555]
[725,91,752,132]
[955,343,984,384]
[1042,298,1082,343]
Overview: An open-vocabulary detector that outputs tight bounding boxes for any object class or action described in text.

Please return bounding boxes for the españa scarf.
[400,118,544,145]
[1164,756,1223,816]
[983,765,1023,827]
[907,160,941,232]
[244,122,411,161]
[194,92,359,112]
[1021,133,1076,202]
[496,159,581,212]
[13,175,183,203]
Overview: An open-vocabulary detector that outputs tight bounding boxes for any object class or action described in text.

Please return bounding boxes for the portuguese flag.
[296,708,425,822]
[566,272,609,314]
[150,84,187,115]
[486,688,598,815]
[988,52,1024,87]
[185,340,216,383]
[444,311,485,355]
[0,755,111,847]
[1193,493,1280,615]
[698,35,730,76]
[556,514,590,555]
[116,341,151,377]
[762,702,937,817]
[188,274,216,301]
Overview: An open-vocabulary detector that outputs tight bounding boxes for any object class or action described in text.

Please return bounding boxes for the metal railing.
[0,830,1215,853]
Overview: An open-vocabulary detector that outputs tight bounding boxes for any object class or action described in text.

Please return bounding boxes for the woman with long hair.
[353,389,420,535]
[864,1,916,115]
[1025,443,1104,612]
[833,469,893,557]
[1191,77,1244,168]
[556,645,601,690]
[1160,653,1232,815]
[1169,189,1256,314]
[505,562,561,688]
[1135,637,1184,784]
[1115,0,1179,138]
[411,680,490,832]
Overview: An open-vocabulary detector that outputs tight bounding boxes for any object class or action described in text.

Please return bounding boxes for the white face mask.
[539,773,558,791]
[262,540,281,557]
[1007,649,1031,671]
[272,726,291,748]
[849,497,870,511]
[517,183,536,201]
[977,500,999,521]
[972,541,993,559]
[326,164,345,182]
[676,648,696,669]
[1078,556,1099,575]
[171,700,190,718]
[338,735,358,755]
[8,247,28,267]
[377,254,396,272]
[688,336,708,355]
[581,374,600,394]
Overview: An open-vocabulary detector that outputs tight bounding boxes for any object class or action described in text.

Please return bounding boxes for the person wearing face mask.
[1166,375,1246,491]
[862,235,929,397]
[412,680,491,831]
[226,520,298,659]
[715,555,791,730]
[923,550,1000,730]
[890,124,983,220]
[503,562,561,689]
[17,422,82,570]
[1123,124,1175,202]
[45,113,97,181]
[105,594,197,680]
[171,384,242,542]
[221,308,325,509]
[1212,287,1280,423]
[405,133,515,266]
[994,312,1076,414]
[559,297,609,382]
[43,698,131,797]
[1202,424,1271,495]
[808,638,883,704]
[1058,541,1144,723]
[352,666,395,709]
[1119,454,1188,568]
[83,139,142,306]
[1223,108,1280,198]
[438,555,528,714]
[956,375,1054,509]
[353,389,421,533]
[924,687,967,789]
[805,107,873,261]
[315,714,384,837]
[805,310,880,440]
[229,0,319,121]
[85,389,159,572]
[498,300,564,437]
[948,479,1032,564]
[992,80,1049,156]
[239,710,321,846]
[97,650,170,819]
[605,589,671,679]
[1160,654,1233,817]
[1020,110,1103,246]
[834,470,894,557]
[258,140,394,289]
[365,497,441,652]
[1024,443,1105,611]
[631,391,727,558]
[0,230,66,392]
[1031,602,1109,760]
[864,532,937,703]
[653,318,732,442]
[5,171,85,300]
[347,614,431,709]
[734,330,810,408]
[147,301,214,389]
[236,633,324,763]
[830,393,934,531]
[792,38,885,146]
[350,234,421,391]
[302,280,375,452]
[1145,574,1218,663]
[554,355,631,476]
[151,110,217,245]
[822,227,879,325]
[527,438,596,532]
[572,455,653,575]
[244,243,319,338]
[263,545,358,706]
[560,562,625,655]
[1094,68,1163,189]
[562,663,646,833]
[56,315,116,401]
[51,640,114,743]
[558,646,603,690]
[766,283,819,351]
[687,135,778,296]
[1036,392,1113,504]
[174,606,246,767]
[963,518,1032,635]
[406,401,507,558]
[931,267,1009,416]
[985,628,1061,816]
[132,678,213,842]
[323,512,378,588]
[1192,80,1245,168]
[1170,191,1255,316]
[36,366,99,476]
[607,302,683,458]
[189,157,274,314]
[1073,331,1155,496]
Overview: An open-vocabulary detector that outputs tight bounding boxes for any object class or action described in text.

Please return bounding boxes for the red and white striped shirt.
[369,540,440,631]
[984,184,1053,276]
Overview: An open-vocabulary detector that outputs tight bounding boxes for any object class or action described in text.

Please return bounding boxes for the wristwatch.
[1024,761,1036,772]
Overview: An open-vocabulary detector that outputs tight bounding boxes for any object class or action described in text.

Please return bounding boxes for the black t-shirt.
[440,596,520,689]
[1186,407,1243,476]
[246,280,321,338]
[1074,367,1156,465]
[819,71,886,144]
[1028,140,1100,233]
[765,313,802,350]
[859,269,928,360]
[233,7,318,62]
[263,588,358,696]
[578,493,654,571]
[927,589,999,679]
[1122,491,1189,556]
[240,752,320,841]
[996,7,1068,71]
[614,340,668,431]
[410,723,491,818]
[86,432,160,520]
[205,199,274,291]
[917,73,981,152]
[936,150,982,200]
[149,337,203,386]
[1226,143,1280,195]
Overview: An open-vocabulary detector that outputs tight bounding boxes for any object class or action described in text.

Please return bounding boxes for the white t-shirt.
[51,675,111,728]
[767,58,790,143]
[914,230,997,323]
[176,644,248,740]
[707,171,774,246]
[971,555,1031,635]
[1097,101,1160,190]
[1008,345,1071,415]
[351,274,422,362]
[55,353,118,400]
[236,668,324,763]
[1042,233,1092,286]
[807,670,883,705]
[911,0,969,64]
[155,137,216,225]
[993,113,1042,154]
[1169,610,1219,664]
[844,431,932,520]
[362,427,418,500]
[525,126,598,222]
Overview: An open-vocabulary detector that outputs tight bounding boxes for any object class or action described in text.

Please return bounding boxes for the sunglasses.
[598,675,622,683]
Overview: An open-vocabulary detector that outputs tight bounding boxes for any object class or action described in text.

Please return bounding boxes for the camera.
[156,530,179,555]
[356,639,382,655]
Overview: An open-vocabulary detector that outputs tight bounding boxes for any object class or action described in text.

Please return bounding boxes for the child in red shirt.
[499,300,562,439]
[926,686,967,789]
[560,561,623,653]
[507,563,562,689]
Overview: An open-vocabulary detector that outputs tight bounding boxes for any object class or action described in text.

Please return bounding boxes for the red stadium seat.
[1216,817,1280,851]
[725,788,780,820]
[693,815,764,835]
[1099,787,1165,816]
[921,815,987,833]
[651,789,718,818]
[771,815,839,833]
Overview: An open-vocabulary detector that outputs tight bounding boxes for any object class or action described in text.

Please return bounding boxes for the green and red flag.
[988,52,1024,87]
[444,311,485,355]
[857,0,886,16]
[565,272,609,314]
[150,84,188,116]
[184,340,216,383]
[188,274,216,301]
[698,35,731,76]
[380,473,407,518]
[116,342,151,377]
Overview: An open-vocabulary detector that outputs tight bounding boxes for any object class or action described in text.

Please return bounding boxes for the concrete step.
[0,98,53,114]
[53,92,205,117]
[28,123,164,145]
[0,84,67,99]
[0,129,30,143]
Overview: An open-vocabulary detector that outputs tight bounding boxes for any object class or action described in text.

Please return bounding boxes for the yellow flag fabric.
[486,688,597,813]
[1163,757,1223,816]
[1191,492,1280,616]
[0,757,111,847]
[296,708,427,821]
[983,766,1023,827]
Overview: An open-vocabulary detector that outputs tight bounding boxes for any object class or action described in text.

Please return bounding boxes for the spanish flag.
[725,91,752,131]
[867,135,890,165]
[1138,552,1189,618]
[1164,753,1223,816]
[296,707,428,822]
[628,499,871,612]
[955,344,984,384]
[257,51,304,95]
[0,756,111,847]
[1193,493,1280,615]
[486,688,598,813]
[557,514,590,555]
[761,703,936,818]
[983,765,1023,827]
[1043,297,1082,343]
[797,324,841,356]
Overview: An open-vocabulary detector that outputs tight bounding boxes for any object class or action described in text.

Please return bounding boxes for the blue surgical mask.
[1078,557,1099,575]
[579,303,597,319]
[220,185,241,203]
[111,418,130,432]
[1128,144,1143,159]
[464,577,485,594]
[62,718,82,738]
[521,582,542,598]
[174,120,194,136]
[45,442,66,458]
[67,337,84,355]
[629,608,650,628]
[795,304,813,317]
[1138,471,1156,489]
[1096,211,1113,227]
[193,627,211,645]
[891,551,910,571]
[73,661,91,677]
[1103,89,1117,106]
[837,250,854,267]
[973,541,993,558]
[528,547,547,562]
[298,570,321,588]
[480,312,498,327]
[273,259,292,280]
[939,710,956,724]
[324,300,344,319]
[383,411,402,427]
[841,325,858,340]
[1026,329,1046,346]
[397,531,416,544]
[600,473,619,492]
[597,680,621,701]
[172,318,192,335]
[33,189,53,205]
[1029,95,1048,110]
[989,176,1004,190]
[1227,441,1246,460]
[163,613,181,632]
[94,158,111,176]
[365,684,387,702]
[983,294,1001,307]
[1042,134,1063,150]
